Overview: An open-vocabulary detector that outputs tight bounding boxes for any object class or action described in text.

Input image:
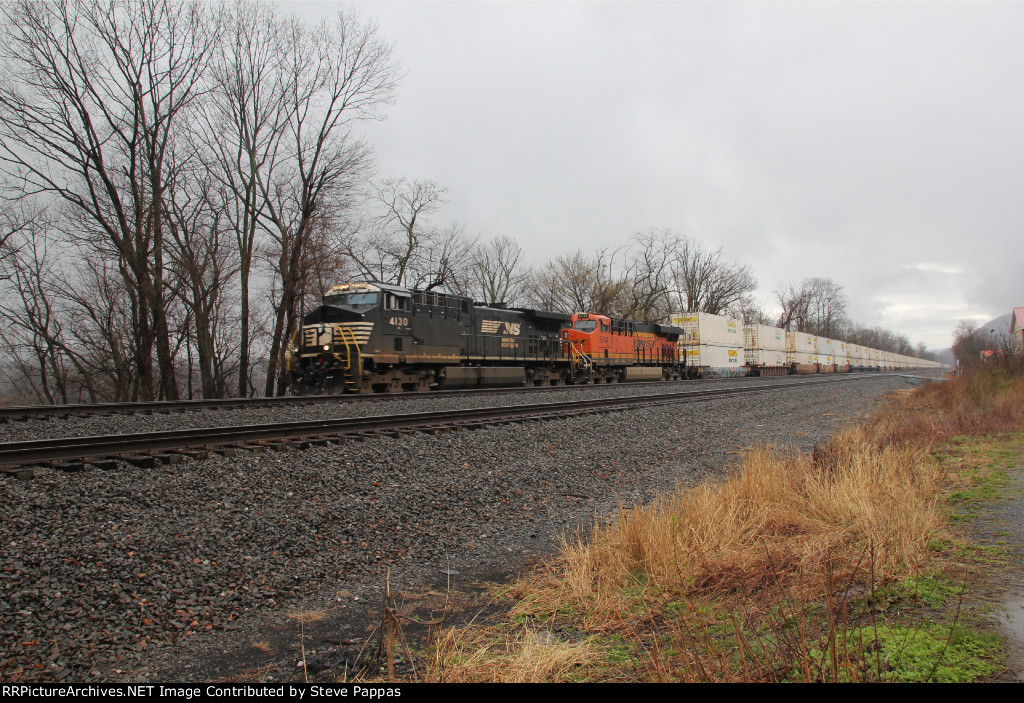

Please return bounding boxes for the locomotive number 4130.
[389,317,409,327]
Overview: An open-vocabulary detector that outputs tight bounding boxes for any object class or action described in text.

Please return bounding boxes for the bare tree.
[734,294,775,325]
[617,230,676,322]
[776,277,847,336]
[0,0,221,400]
[0,191,43,271]
[669,238,756,315]
[62,251,139,401]
[164,165,240,399]
[406,223,478,294]
[202,0,285,397]
[0,215,76,403]
[808,277,847,337]
[351,178,446,285]
[952,319,984,366]
[252,9,399,396]
[469,235,530,305]
[527,249,628,314]
[776,281,812,330]
[0,0,398,401]
[347,178,476,294]
[950,319,1011,366]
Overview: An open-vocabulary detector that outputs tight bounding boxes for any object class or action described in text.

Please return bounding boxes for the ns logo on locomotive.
[287,281,688,394]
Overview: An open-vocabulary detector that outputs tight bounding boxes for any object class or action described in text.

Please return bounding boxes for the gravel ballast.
[0,375,890,444]
[0,375,920,682]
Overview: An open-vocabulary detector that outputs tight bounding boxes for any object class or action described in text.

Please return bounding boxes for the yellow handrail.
[336,325,363,390]
[286,329,301,372]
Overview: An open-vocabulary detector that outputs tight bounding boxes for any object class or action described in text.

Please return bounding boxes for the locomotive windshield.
[573,319,598,333]
[324,292,379,307]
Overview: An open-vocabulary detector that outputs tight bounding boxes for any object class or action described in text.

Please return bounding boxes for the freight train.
[287,280,941,394]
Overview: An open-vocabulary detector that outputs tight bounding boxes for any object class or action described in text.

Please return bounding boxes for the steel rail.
[0,371,919,422]
[0,374,898,471]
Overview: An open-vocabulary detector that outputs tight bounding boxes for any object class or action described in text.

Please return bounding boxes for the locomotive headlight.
[292,347,299,354]
[322,344,330,351]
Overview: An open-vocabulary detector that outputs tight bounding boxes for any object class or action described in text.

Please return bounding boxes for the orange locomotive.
[561,312,686,384]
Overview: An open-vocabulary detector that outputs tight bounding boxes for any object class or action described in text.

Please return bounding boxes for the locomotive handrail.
[568,339,592,377]
[337,325,362,392]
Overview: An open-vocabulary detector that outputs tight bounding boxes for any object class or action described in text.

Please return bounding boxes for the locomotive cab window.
[325,292,379,307]
[573,320,597,332]
[386,293,411,312]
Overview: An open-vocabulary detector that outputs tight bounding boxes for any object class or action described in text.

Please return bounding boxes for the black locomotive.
[289,281,571,393]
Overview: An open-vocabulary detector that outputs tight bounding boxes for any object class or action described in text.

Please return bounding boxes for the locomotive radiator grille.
[300,323,374,350]
[331,322,374,346]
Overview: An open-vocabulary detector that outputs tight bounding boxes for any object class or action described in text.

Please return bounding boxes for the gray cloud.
[289,1,1024,349]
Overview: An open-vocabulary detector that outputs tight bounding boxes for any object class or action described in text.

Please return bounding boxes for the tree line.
[0,0,931,405]
[951,319,1018,367]
[0,0,399,402]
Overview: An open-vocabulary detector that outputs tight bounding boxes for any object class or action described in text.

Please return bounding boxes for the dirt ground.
[970,457,1024,682]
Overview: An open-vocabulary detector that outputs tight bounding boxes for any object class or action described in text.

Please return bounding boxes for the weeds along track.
[0,374,926,475]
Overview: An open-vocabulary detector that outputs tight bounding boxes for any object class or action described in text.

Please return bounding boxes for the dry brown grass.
[425,362,1024,682]
[516,425,945,623]
[428,627,600,682]
[866,361,1024,447]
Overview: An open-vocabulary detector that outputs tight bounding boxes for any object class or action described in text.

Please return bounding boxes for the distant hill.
[934,313,1011,365]
[979,312,1012,337]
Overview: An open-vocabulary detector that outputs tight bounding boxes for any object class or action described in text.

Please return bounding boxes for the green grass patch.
[949,542,1011,567]
[876,573,966,610]
[790,623,1002,683]
[854,624,1001,682]
[939,434,1021,521]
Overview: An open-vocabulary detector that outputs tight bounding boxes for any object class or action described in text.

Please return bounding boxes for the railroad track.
[0,370,913,422]
[0,374,907,477]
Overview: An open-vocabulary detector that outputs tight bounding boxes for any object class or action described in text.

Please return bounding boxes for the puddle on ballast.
[998,596,1024,640]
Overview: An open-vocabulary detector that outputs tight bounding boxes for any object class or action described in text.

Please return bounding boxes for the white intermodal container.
[683,343,746,377]
[744,324,787,352]
[848,345,862,368]
[818,338,836,356]
[788,331,817,354]
[746,346,786,367]
[672,312,742,347]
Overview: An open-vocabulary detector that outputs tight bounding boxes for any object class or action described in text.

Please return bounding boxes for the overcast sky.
[285,1,1024,350]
